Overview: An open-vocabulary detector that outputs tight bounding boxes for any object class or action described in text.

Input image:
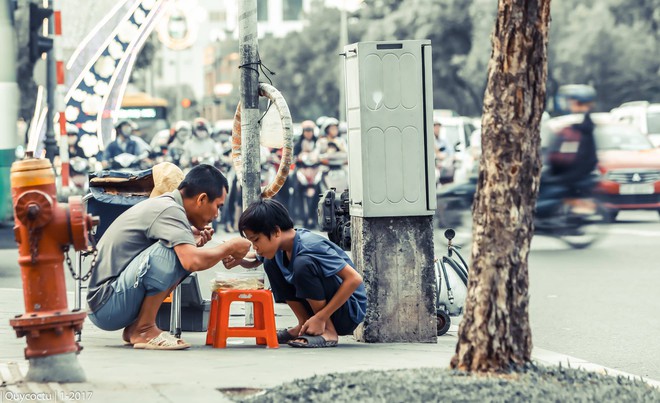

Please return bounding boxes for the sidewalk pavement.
[1,286,658,403]
[1,229,658,402]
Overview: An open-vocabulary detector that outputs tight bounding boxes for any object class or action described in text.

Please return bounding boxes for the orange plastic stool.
[205,289,279,348]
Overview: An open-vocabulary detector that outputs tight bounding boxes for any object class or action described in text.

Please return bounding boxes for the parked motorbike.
[437,174,605,249]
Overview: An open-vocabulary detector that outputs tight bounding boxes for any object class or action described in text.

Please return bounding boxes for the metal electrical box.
[343,40,436,218]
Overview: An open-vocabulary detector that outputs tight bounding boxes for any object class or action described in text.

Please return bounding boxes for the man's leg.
[88,242,188,345]
[123,243,189,345]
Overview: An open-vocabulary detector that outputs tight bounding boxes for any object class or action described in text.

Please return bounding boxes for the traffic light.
[28,2,53,63]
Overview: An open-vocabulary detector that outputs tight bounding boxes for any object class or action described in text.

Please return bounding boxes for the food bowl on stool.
[211,270,265,291]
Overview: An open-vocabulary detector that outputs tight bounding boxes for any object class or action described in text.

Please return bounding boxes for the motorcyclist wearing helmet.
[167,120,193,166]
[180,118,222,169]
[294,120,318,160]
[102,120,151,169]
[317,118,347,155]
[65,124,85,159]
[537,85,599,218]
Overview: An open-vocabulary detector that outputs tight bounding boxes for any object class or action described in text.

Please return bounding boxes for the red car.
[547,114,660,222]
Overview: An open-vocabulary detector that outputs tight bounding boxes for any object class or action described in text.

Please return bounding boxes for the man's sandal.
[287,334,338,348]
[133,331,191,350]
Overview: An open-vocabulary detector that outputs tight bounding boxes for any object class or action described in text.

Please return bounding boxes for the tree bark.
[450,0,551,373]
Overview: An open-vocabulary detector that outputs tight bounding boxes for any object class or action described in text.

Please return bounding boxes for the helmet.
[193,117,211,133]
[320,117,339,135]
[301,120,316,130]
[316,116,328,128]
[66,123,79,135]
[115,119,133,130]
[174,120,192,133]
[560,84,597,104]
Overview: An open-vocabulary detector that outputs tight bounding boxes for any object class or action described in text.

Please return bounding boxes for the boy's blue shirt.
[260,228,367,324]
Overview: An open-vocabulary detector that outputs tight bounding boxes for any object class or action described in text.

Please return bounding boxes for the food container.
[211,270,265,291]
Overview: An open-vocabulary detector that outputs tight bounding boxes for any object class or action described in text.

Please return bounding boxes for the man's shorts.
[88,242,188,331]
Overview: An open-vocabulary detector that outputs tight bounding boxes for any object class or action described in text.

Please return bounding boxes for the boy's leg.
[289,256,359,344]
[263,260,313,337]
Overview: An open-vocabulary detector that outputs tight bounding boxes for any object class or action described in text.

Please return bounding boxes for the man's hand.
[226,237,251,260]
[192,225,214,247]
[300,315,326,336]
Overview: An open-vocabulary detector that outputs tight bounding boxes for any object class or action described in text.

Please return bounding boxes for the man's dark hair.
[238,198,294,238]
[178,164,228,201]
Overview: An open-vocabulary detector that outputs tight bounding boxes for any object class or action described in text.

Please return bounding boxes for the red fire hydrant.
[9,154,96,383]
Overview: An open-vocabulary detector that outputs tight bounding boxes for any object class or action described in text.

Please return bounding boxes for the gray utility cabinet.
[343,40,436,218]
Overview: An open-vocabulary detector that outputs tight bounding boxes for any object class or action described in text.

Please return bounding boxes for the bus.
[117,92,170,143]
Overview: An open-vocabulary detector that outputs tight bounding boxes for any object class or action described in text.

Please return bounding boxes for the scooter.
[437,173,605,249]
[320,153,349,193]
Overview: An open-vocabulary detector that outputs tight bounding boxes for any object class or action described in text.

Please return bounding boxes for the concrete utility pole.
[343,41,437,343]
[238,0,260,326]
[238,0,260,208]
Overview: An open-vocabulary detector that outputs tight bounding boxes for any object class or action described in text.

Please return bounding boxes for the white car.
[610,101,660,147]
[435,116,478,184]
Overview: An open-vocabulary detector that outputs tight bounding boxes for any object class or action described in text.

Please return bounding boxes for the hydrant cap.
[11,158,52,173]
[11,159,55,189]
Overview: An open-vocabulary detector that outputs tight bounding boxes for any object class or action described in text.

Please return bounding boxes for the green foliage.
[549,0,660,109]
[259,6,365,120]
[256,0,660,119]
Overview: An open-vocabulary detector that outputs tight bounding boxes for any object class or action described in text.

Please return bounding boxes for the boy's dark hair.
[178,164,229,201]
[238,198,294,238]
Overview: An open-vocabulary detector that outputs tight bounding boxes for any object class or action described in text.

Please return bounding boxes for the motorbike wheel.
[556,212,605,249]
[437,309,451,336]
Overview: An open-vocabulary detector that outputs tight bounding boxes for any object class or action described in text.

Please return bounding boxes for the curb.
[533,347,660,389]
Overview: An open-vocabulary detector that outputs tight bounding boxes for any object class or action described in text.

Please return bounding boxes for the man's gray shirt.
[86,190,196,312]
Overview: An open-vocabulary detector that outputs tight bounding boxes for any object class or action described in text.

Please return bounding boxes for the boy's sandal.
[277,328,297,344]
[133,331,191,350]
[287,334,338,348]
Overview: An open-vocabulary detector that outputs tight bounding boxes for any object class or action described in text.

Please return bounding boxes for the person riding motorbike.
[102,120,151,169]
[65,124,86,159]
[316,117,347,155]
[167,120,193,166]
[180,118,222,169]
[537,85,599,219]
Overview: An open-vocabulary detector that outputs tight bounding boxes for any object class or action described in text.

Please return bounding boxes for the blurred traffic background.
[3,0,659,230]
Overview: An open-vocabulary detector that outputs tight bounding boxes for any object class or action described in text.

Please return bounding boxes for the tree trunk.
[451,0,551,373]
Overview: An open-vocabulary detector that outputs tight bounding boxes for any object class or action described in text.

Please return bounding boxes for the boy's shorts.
[88,242,188,331]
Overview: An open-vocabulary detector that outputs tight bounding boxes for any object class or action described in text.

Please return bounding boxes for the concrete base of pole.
[26,352,86,383]
[352,215,437,343]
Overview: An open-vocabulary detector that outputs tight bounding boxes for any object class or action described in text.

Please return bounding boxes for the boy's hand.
[300,315,326,336]
[222,255,240,269]
[192,225,214,247]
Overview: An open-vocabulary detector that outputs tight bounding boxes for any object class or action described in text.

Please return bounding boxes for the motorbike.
[436,173,605,249]
[293,152,323,228]
[320,153,349,193]
[111,152,151,171]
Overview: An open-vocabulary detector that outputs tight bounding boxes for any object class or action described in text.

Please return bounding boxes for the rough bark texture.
[450,0,551,372]
[352,216,436,343]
